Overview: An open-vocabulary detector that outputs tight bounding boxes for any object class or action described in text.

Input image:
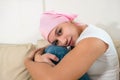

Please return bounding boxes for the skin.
[24,21,108,80]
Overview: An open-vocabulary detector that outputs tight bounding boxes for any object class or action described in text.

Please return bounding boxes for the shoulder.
[75,37,108,58]
[76,24,111,51]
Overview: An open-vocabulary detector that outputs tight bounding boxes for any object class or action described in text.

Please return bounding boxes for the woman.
[24,11,119,80]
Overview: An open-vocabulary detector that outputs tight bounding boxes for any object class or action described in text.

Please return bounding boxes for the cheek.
[65,32,71,37]
[72,32,79,40]
[63,28,73,37]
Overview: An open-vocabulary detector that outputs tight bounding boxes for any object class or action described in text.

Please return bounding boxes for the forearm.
[24,58,55,80]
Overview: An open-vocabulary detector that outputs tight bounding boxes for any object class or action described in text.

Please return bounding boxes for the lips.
[67,37,72,46]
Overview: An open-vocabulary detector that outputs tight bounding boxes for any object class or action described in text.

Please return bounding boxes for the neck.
[74,22,88,35]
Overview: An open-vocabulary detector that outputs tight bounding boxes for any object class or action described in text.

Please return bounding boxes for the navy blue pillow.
[44,45,90,80]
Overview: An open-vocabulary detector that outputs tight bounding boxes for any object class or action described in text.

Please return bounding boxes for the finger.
[34,53,55,66]
[27,48,44,60]
[43,57,56,66]
[46,60,55,66]
[27,50,37,59]
[34,54,42,62]
[35,47,45,55]
[44,53,59,62]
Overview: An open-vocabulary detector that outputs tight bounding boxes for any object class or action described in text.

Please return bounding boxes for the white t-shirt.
[76,24,119,80]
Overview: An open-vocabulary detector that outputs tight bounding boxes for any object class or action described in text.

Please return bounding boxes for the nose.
[57,36,67,46]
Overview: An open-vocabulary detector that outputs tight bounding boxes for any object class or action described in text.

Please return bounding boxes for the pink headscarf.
[40,11,77,41]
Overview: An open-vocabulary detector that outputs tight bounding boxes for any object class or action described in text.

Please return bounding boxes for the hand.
[26,47,45,61]
[34,53,59,66]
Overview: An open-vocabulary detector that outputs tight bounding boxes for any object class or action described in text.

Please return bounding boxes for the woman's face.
[48,22,81,46]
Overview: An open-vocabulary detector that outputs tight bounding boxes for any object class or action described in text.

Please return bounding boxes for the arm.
[24,37,108,80]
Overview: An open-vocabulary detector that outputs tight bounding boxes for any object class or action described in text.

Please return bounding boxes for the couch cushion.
[114,40,120,63]
[0,43,35,80]
[36,39,50,48]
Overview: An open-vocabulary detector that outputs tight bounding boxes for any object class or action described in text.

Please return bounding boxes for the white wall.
[0,0,120,44]
[0,0,43,44]
[45,0,120,25]
[45,0,120,40]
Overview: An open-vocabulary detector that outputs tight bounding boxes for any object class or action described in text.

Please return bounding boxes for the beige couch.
[0,34,120,80]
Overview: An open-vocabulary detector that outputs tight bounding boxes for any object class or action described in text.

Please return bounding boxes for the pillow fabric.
[113,40,120,78]
[36,39,50,48]
[0,43,35,80]
[114,40,120,64]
